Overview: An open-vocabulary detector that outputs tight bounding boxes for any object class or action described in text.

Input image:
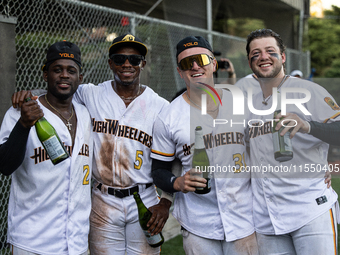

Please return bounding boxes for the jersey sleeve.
[151,115,176,162]
[306,83,340,123]
[73,83,96,106]
[0,107,21,144]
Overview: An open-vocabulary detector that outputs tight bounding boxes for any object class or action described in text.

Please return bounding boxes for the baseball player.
[73,34,171,255]
[1,41,93,254]
[11,34,172,254]
[151,36,258,255]
[245,28,339,254]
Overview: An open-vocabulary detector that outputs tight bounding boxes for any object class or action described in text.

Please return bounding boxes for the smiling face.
[44,59,83,100]
[248,37,286,79]
[109,46,146,87]
[177,47,216,89]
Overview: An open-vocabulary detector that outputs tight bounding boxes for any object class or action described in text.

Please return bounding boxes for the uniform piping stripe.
[324,112,340,123]
[151,149,175,157]
[330,209,337,255]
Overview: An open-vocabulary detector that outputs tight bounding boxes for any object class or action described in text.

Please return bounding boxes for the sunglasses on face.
[110,54,144,66]
[178,54,214,71]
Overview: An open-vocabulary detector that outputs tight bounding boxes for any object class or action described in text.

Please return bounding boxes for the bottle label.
[42,135,67,160]
[273,131,292,153]
[206,178,211,189]
[143,230,163,245]
[283,132,292,151]
[272,132,280,153]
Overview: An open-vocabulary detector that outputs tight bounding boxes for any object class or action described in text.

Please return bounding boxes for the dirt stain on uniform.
[234,232,259,255]
[99,134,132,188]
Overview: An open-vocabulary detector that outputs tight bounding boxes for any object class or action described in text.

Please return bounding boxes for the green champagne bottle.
[272,91,293,162]
[192,126,211,194]
[26,97,69,165]
[133,192,164,247]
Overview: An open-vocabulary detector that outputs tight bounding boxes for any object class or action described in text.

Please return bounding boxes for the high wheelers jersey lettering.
[92,118,152,148]
[30,143,90,164]
[248,121,272,139]
[181,131,244,156]
[204,131,245,148]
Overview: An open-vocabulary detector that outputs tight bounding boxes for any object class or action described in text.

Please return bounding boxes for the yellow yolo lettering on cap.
[183,42,198,47]
[122,34,135,41]
[59,53,74,58]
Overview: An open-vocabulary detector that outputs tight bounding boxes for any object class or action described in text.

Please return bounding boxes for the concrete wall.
[0,15,17,124]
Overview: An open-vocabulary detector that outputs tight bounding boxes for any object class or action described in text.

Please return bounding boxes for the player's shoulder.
[159,93,186,118]
[79,80,112,91]
[142,85,169,106]
[286,76,329,94]
[235,74,259,87]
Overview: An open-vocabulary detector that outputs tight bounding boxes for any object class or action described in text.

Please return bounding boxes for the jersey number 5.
[134,150,143,170]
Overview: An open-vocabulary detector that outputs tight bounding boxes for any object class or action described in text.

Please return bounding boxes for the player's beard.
[49,84,77,101]
[114,73,139,86]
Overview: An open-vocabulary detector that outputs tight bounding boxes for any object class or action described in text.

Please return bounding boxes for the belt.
[97,183,153,198]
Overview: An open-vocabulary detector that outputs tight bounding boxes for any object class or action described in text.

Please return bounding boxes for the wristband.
[161,191,174,203]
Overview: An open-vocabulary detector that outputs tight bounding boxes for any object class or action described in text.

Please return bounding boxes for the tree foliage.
[307,6,340,77]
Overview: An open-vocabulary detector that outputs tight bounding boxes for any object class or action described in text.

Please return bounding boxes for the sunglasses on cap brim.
[178,54,214,71]
[110,54,144,66]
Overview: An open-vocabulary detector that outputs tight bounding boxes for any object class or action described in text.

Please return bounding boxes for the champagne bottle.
[26,97,69,165]
[272,91,293,162]
[133,192,164,247]
[192,126,211,194]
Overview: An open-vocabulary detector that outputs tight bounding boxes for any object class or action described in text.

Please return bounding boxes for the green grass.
[161,234,185,255]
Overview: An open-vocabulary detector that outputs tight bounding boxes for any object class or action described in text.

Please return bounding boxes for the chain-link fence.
[0,0,309,252]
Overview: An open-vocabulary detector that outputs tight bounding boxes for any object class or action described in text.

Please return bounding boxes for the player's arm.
[309,121,340,145]
[274,112,340,145]
[152,158,207,193]
[0,97,43,175]
[147,193,172,236]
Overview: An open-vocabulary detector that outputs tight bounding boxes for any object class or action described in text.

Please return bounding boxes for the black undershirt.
[0,120,30,176]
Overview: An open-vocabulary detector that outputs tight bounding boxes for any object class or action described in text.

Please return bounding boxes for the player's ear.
[43,70,48,82]
[281,52,286,64]
[212,57,217,73]
[177,66,184,79]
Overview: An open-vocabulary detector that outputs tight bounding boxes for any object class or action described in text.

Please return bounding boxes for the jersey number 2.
[83,165,90,185]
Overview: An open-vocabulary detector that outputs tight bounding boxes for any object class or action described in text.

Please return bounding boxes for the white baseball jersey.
[235,74,260,98]
[73,81,168,188]
[151,90,255,242]
[247,77,339,235]
[0,97,93,255]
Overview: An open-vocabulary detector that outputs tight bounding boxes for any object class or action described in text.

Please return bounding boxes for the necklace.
[118,84,141,101]
[186,92,219,112]
[262,75,288,105]
[45,94,74,130]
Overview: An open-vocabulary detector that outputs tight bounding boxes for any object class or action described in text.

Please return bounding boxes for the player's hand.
[274,112,309,139]
[19,96,43,128]
[324,171,332,188]
[12,90,32,108]
[173,168,207,193]
[219,58,235,76]
[147,198,171,235]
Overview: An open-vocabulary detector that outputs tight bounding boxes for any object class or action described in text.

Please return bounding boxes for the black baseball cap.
[109,34,148,57]
[176,36,213,58]
[42,40,81,71]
